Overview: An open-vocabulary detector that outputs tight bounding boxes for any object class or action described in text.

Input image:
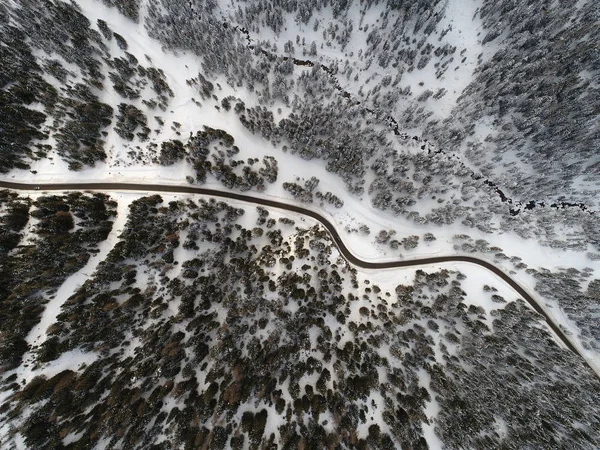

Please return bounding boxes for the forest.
[1,193,598,449]
[0,0,598,448]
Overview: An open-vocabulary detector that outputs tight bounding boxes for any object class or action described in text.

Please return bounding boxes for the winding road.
[1,180,598,380]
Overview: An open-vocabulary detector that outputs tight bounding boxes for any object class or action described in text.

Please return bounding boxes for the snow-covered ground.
[3,0,598,392]
[2,1,599,449]
[0,193,135,411]
[6,0,598,374]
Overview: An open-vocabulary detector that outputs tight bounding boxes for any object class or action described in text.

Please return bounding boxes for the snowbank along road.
[1,180,598,381]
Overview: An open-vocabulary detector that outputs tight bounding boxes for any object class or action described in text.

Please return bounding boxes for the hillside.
[0,1,599,449]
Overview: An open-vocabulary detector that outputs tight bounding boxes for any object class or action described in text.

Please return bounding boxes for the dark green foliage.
[428,0,600,208]
[109,56,142,99]
[115,103,149,141]
[242,409,268,448]
[192,73,214,99]
[159,140,186,165]
[43,59,72,83]
[101,0,140,22]
[535,269,600,353]
[3,198,599,449]
[185,127,277,191]
[146,67,174,98]
[55,97,113,170]
[0,1,119,172]
[0,90,48,173]
[0,191,30,254]
[36,336,60,363]
[0,193,116,372]
[11,0,105,82]
[240,97,374,195]
[108,55,173,108]
[113,32,128,50]
[96,19,112,40]
[188,127,235,152]
[282,181,313,203]
[22,409,61,449]
[0,24,40,89]
[0,0,176,173]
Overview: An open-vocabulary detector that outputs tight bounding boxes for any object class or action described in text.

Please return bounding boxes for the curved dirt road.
[1,180,597,380]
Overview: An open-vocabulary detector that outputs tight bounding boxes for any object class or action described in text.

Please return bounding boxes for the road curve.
[1,180,598,380]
